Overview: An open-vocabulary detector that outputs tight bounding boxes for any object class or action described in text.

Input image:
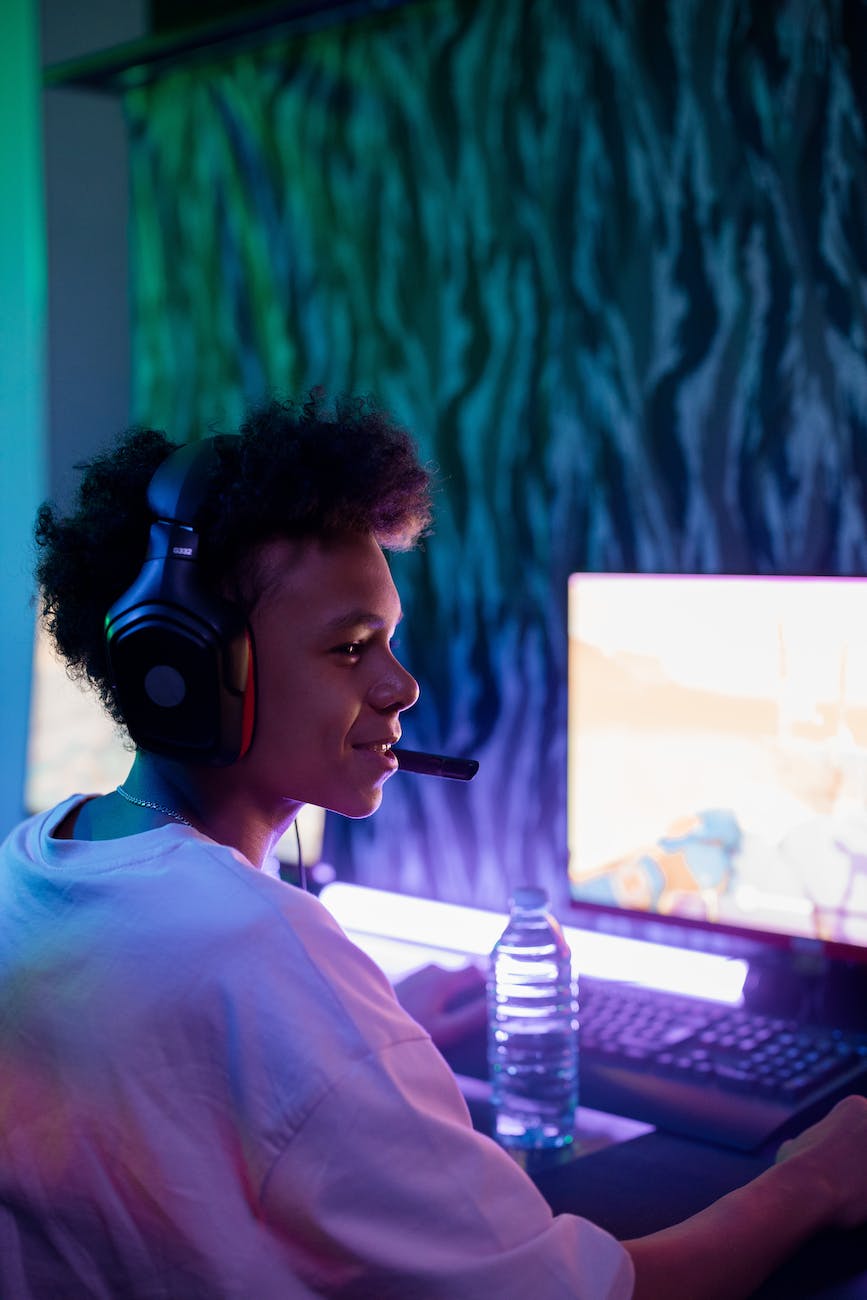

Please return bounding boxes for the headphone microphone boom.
[104,438,255,766]
[394,749,478,780]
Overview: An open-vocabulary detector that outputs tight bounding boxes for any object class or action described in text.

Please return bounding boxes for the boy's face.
[240,532,419,819]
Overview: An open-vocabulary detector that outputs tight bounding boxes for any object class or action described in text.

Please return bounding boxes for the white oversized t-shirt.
[0,798,633,1299]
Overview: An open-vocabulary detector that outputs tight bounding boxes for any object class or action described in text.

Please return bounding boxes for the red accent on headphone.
[240,632,256,758]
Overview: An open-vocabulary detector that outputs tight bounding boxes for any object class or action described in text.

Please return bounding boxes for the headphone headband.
[148,436,226,525]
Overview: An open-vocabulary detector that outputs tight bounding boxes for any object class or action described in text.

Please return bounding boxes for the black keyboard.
[578,979,867,1150]
[442,977,867,1151]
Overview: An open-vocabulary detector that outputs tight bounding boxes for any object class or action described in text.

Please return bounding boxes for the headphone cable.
[295,819,307,892]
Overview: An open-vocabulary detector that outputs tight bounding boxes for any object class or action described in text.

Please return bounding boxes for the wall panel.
[126,0,867,907]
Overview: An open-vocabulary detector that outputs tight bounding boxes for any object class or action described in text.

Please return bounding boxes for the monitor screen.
[25,620,326,866]
[567,573,867,963]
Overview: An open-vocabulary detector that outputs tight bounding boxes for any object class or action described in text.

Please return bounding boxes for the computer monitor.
[567,573,867,970]
[25,620,326,866]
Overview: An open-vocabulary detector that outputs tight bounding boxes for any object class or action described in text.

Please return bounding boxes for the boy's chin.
[333,789,385,820]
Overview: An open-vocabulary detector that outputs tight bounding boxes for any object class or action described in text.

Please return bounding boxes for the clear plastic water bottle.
[487,885,578,1149]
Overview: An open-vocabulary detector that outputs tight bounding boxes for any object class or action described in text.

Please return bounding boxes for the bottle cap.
[511,885,548,910]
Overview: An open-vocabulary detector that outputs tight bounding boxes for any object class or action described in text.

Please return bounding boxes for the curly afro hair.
[35,392,433,726]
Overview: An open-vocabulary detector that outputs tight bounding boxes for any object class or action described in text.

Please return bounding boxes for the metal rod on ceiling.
[43,0,415,93]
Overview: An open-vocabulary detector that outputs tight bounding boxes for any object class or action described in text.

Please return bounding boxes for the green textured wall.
[126,0,867,908]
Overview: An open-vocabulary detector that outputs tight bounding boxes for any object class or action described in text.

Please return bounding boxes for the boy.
[2,393,867,1298]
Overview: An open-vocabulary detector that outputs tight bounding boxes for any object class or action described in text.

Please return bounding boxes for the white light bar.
[318,882,748,1003]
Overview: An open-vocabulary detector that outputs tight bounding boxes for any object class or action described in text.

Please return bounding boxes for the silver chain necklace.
[115,784,193,827]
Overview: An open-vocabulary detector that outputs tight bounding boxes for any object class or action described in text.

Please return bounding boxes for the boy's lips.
[352,737,400,774]
[352,732,400,754]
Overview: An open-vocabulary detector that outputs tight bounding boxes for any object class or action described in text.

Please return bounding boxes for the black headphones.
[104,437,256,765]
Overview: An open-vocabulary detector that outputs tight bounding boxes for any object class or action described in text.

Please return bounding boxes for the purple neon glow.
[319,883,748,1001]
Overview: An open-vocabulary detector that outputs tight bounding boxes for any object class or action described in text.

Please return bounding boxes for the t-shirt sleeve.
[259,1033,634,1299]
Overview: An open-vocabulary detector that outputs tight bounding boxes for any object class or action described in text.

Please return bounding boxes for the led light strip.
[318,882,748,1003]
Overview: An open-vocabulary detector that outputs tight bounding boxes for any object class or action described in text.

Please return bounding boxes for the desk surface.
[356,917,867,1295]
[531,1129,867,1299]
[449,1058,867,1298]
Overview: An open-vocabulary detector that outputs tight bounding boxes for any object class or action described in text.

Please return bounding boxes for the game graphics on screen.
[568,574,867,950]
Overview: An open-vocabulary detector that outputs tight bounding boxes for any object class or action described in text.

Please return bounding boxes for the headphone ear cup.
[106,604,254,765]
[105,517,256,765]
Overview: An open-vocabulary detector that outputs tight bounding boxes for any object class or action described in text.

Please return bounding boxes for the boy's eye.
[334,641,364,658]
